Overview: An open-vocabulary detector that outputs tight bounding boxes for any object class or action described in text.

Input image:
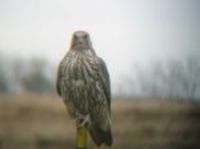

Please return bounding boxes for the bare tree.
[0,54,9,93]
[22,58,54,93]
[128,55,200,100]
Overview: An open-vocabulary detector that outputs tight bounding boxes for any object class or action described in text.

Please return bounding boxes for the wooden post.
[76,125,87,149]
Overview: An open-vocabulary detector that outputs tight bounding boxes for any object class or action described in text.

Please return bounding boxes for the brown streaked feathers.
[56,31,113,147]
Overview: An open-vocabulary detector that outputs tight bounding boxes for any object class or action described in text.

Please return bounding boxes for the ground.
[0,94,200,149]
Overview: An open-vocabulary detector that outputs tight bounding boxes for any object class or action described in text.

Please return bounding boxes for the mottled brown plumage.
[56,31,113,147]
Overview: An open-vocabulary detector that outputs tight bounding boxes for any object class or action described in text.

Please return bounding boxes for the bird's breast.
[72,80,85,87]
[66,54,96,83]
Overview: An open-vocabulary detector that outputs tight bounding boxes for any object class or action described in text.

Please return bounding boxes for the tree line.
[0,54,55,94]
[123,55,200,100]
[0,53,199,100]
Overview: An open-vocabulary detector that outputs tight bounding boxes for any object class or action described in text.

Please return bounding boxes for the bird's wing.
[56,61,64,96]
[96,57,111,110]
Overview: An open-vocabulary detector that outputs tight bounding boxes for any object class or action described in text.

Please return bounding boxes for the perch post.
[76,125,87,149]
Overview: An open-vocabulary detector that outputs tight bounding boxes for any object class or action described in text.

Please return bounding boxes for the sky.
[0,0,199,90]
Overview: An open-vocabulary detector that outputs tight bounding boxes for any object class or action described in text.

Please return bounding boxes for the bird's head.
[70,31,93,50]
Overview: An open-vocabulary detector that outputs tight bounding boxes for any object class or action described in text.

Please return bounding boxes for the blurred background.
[0,0,200,148]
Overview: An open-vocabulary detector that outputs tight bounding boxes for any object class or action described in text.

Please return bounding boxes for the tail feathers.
[89,125,113,147]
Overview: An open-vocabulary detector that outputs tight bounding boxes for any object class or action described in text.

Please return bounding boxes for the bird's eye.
[74,35,78,40]
[83,35,87,39]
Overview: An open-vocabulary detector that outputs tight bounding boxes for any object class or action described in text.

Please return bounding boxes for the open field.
[0,94,200,149]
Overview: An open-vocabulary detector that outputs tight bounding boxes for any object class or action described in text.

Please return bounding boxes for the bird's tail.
[89,124,113,147]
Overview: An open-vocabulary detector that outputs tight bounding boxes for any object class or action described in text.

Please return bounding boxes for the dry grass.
[0,94,200,149]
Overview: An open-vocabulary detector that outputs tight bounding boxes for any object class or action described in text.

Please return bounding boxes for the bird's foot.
[80,114,90,127]
[76,114,90,127]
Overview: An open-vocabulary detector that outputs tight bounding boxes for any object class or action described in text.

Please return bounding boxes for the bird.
[56,30,113,148]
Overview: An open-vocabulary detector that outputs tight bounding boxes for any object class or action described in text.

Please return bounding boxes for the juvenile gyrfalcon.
[56,31,113,147]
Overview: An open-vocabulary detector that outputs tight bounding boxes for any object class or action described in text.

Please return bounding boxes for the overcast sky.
[0,0,199,88]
